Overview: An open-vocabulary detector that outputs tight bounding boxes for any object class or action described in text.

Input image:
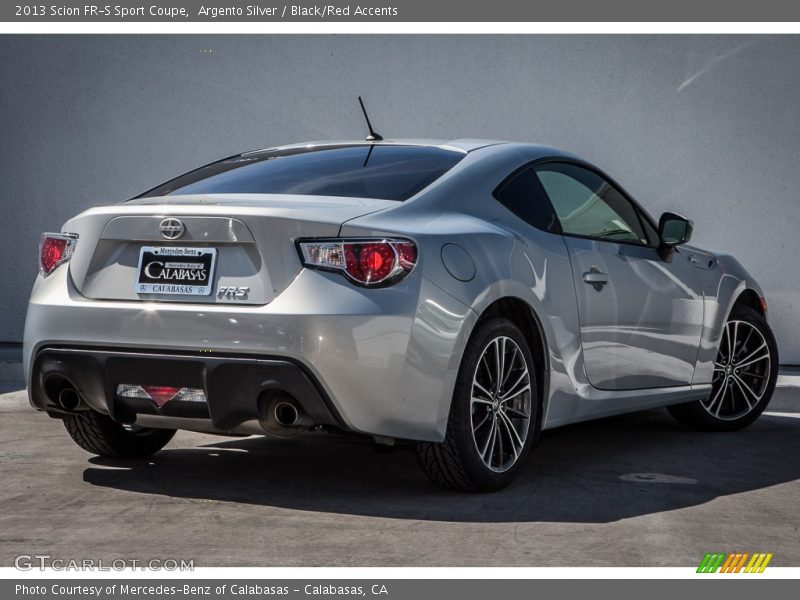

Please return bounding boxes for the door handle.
[583,270,609,288]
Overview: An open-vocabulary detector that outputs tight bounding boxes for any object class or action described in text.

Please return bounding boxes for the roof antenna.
[358,96,383,141]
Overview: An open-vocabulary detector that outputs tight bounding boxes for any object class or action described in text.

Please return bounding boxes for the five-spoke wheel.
[470,336,532,473]
[669,304,778,430]
[705,319,771,420]
[417,317,540,491]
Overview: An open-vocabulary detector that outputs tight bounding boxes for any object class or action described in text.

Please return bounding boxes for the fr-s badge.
[217,286,250,299]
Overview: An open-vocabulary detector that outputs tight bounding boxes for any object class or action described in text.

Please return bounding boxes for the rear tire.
[417,317,540,492]
[668,304,778,431]
[63,410,176,458]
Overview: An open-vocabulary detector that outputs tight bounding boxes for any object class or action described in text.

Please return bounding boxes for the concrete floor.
[1,388,799,567]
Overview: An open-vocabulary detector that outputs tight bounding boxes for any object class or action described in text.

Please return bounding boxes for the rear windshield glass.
[135,144,465,202]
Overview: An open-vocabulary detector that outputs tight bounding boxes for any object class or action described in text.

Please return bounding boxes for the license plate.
[135,246,217,296]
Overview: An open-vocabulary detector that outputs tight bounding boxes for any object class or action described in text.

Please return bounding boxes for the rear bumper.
[23,266,477,441]
[29,347,341,431]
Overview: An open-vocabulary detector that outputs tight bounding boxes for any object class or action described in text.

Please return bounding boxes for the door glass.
[535,163,648,245]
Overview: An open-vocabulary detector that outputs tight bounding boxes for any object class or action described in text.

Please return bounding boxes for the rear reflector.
[116,384,207,407]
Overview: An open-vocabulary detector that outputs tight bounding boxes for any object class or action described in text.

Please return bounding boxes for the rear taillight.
[298,238,417,287]
[39,233,78,277]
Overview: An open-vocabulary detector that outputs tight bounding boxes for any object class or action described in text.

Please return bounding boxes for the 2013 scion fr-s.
[25,137,778,491]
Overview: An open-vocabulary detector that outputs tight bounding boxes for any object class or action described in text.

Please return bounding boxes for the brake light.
[39,233,78,277]
[299,239,417,287]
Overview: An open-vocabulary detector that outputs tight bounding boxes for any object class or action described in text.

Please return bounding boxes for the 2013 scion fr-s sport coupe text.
[24,139,778,491]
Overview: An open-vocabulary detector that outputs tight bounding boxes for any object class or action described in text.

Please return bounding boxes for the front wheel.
[417,317,540,492]
[668,304,778,431]
[63,410,176,458]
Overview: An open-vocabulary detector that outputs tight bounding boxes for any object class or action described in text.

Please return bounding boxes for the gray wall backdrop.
[1,35,799,362]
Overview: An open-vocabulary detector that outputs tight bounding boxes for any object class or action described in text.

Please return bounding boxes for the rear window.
[136,144,465,202]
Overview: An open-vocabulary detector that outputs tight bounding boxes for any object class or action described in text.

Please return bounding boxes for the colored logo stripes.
[697,552,773,573]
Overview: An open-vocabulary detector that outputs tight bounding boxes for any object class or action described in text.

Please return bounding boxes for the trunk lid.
[65,194,394,305]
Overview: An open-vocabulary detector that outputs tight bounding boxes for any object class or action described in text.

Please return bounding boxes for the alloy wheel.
[705,320,771,420]
[470,336,532,472]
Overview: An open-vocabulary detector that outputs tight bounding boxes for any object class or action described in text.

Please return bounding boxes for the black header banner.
[3,0,800,22]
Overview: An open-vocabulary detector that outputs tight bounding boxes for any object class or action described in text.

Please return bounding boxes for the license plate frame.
[135,246,217,296]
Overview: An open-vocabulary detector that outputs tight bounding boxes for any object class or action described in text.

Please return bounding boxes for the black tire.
[668,304,778,431]
[416,317,541,492]
[63,410,176,458]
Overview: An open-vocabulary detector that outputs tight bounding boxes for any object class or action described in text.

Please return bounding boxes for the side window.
[493,167,560,233]
[534,162,648,245]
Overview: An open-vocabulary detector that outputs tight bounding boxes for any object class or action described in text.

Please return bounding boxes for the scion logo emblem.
[159,218,185,240]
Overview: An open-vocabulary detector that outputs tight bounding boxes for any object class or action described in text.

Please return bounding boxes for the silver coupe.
[24,139,778,491]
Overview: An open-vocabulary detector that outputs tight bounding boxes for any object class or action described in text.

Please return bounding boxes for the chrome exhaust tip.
[273,401,300,427]
[57,387,82,411]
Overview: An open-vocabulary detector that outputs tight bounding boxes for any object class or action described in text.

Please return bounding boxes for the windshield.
[135,144,465,202]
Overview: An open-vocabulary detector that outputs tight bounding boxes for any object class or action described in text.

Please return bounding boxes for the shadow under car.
[82,409,800,524]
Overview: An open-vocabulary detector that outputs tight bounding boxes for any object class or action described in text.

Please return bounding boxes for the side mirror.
[657,212,693,261]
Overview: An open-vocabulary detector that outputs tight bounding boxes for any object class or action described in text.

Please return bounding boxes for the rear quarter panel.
[340,145,586,429]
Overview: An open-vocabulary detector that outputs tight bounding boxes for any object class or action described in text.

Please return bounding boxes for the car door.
[533,161,704,390]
